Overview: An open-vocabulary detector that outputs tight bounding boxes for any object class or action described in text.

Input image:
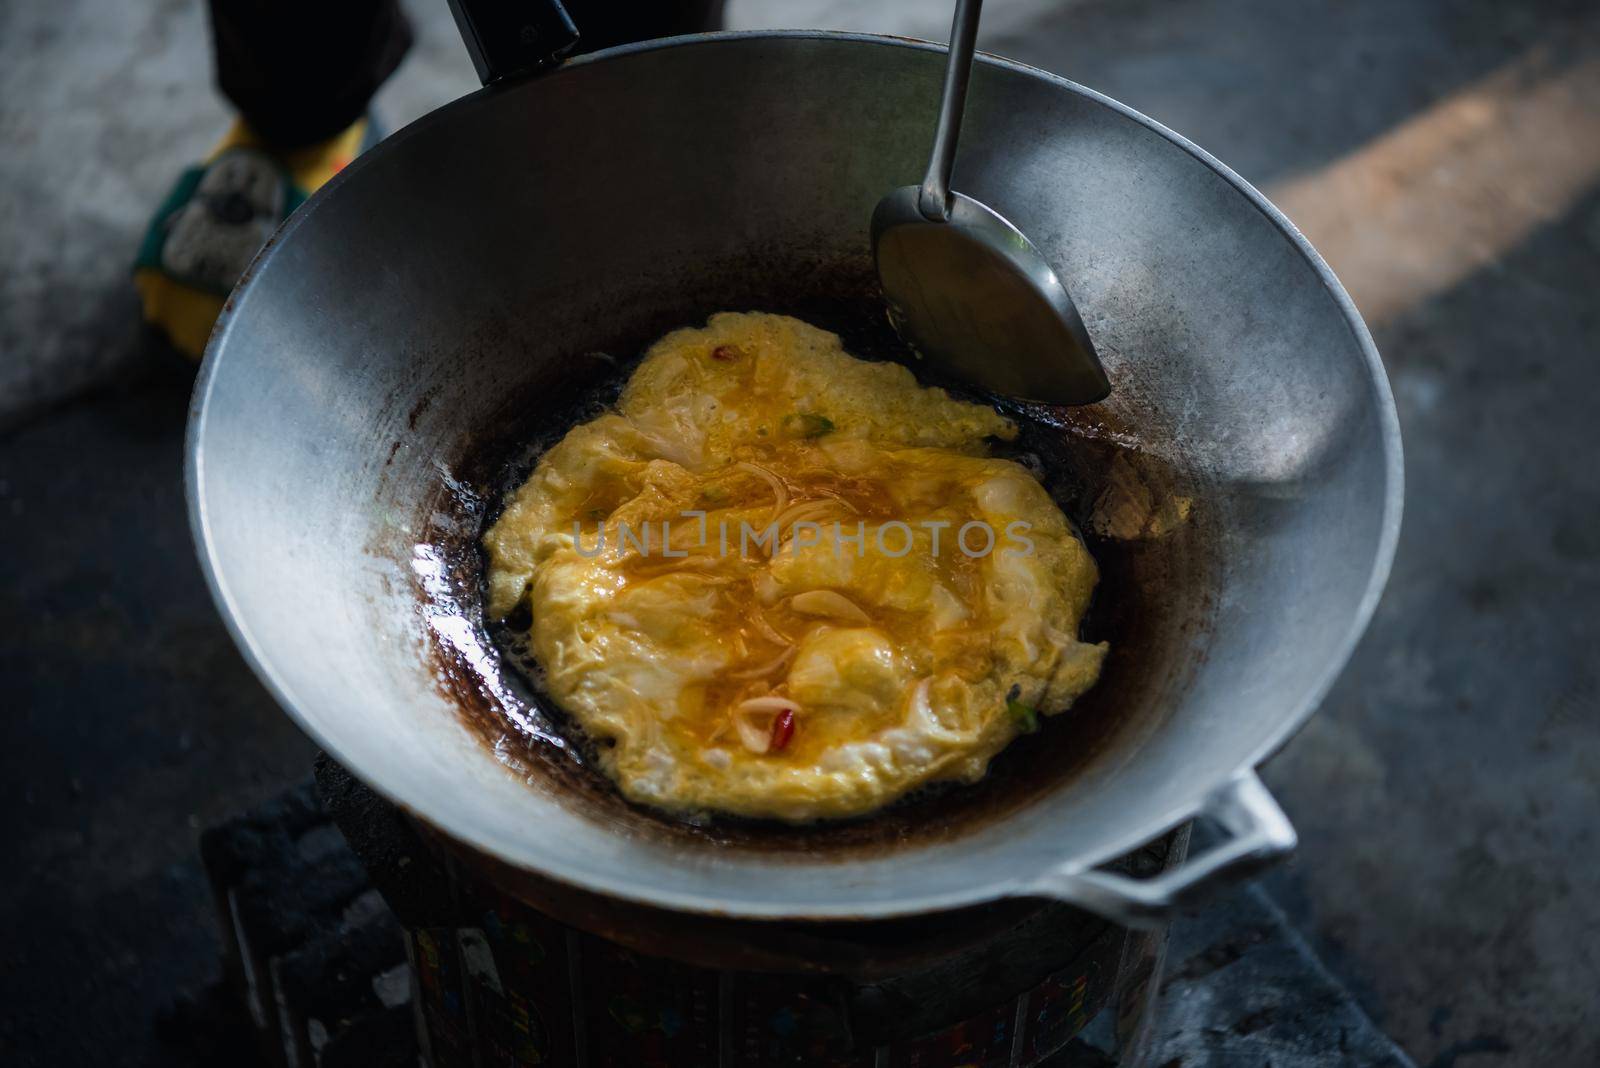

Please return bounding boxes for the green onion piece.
[781,412,835,438]
[1007,699,1040,734]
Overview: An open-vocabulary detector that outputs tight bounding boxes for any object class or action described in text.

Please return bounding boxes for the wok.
[187,28,1402,929]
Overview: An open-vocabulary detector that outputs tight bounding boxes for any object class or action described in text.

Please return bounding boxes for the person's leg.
[561,0,726,54]
[135,1,726,359]
[135,1,412,358]
[209,0,412,149]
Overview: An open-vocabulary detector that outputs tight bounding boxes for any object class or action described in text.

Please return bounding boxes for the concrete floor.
[2,1,1597,1064]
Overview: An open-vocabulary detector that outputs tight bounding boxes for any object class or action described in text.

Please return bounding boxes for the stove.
[182,759,1412,1067]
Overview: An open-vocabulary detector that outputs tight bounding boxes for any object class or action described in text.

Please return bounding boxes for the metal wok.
[187,31,1402,929]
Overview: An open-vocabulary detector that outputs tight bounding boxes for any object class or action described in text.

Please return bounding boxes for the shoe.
[133,116,378,360]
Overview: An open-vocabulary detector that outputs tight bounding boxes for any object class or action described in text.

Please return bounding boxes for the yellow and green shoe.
[133,117,376,360]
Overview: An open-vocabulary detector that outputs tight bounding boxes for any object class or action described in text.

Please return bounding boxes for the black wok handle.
[446,0,580,85]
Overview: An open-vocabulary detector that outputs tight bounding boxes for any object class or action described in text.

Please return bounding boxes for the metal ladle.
[872,0,1110,405]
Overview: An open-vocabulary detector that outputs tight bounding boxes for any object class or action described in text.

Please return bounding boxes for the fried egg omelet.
[483,312,1107,821]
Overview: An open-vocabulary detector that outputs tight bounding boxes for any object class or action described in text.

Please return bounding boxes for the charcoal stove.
[186,758,1413,1067]
[318,758,1174,1066]
[197,756,1174,1066]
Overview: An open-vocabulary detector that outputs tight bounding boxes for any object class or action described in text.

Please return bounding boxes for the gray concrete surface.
[2,1,1597,1065]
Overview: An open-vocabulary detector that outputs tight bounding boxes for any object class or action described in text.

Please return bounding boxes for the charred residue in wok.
[409,257,1220,858]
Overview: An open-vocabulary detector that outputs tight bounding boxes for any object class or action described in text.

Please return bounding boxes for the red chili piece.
[769,709,795,752]
[711,345,741,361]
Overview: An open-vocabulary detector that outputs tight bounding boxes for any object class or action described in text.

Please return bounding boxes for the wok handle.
[446,0,580,85]
[1029,771,1297,929]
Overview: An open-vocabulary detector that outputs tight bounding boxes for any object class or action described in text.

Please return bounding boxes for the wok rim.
[186,30,1404,922]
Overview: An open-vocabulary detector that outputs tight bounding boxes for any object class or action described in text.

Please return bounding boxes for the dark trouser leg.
[206,0,725,149]
[207,0,413,149]
[562,0,727,54]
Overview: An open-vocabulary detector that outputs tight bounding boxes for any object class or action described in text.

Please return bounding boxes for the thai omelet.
[483,312,1107,821]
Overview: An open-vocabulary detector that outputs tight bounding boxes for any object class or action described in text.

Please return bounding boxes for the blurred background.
[2,1,1596,1065]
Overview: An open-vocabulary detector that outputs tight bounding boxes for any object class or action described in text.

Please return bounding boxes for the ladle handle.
[1027,771,1298,928]
[447,0,580,85]
[918,0,984,222]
